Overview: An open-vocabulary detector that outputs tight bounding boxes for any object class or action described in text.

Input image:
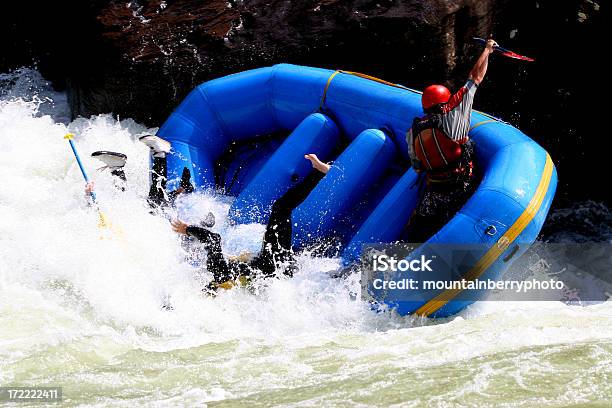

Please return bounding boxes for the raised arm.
[469,38,497,85]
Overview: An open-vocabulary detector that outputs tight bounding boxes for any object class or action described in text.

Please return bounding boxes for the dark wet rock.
[1,0,502,124]
[1,0,607,204]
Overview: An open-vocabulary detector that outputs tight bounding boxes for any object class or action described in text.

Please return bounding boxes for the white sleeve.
[440,80,478,143]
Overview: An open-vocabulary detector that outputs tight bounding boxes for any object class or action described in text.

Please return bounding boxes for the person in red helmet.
[405,38,498,242]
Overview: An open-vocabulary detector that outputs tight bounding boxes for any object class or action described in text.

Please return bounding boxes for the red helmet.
[422,85,451,110]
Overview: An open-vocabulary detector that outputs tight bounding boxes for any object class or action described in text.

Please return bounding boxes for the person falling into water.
[405,38,498,242]
[170,153,332,291]
[85,134,331,290]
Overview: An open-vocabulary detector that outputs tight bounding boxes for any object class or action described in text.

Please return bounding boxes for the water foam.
[0,70,397,343]
[1,69,611,406]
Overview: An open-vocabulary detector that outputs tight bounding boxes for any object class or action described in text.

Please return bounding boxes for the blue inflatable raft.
[156,64,557,317]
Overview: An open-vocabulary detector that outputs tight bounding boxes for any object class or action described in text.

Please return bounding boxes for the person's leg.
[147,155,168,207]
[110,169,127,182]
[248,200,293,276]
[251,171,326,276]
[268,170,325,248]
[91,151,128,192]
[140,135,196,208]
[404,168,477,243]
[141,135,171,207]
[148,158,197,208]
[406,195,451,242]
[186,226,236,283]
[167,167,195,204]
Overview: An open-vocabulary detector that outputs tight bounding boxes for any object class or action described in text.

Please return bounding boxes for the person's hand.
[304,153,331,174]
[171,219,189,235]
[486,38,498,52]
[85,181,95,194]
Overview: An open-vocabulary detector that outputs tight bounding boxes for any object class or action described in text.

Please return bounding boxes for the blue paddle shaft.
[67,138,97,202]
[472,37,511,53]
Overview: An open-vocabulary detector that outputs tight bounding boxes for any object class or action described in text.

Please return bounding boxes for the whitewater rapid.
[1,69,611,407]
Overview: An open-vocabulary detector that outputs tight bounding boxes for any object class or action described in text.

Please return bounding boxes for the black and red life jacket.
[412,115,463,175]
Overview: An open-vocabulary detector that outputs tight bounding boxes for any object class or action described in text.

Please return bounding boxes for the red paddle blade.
[498,50,535,62]
[471,38,535,62]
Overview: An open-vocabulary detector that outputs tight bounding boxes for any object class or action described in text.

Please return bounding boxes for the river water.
[1,69,611,407]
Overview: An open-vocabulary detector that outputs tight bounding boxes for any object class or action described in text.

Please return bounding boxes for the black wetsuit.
[147,156,193,208]
[186,171,326,284]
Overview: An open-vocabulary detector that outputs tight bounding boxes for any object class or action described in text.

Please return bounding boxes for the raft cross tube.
[229,113,340,224]
[291,128,397,247]
[342,168,422,266]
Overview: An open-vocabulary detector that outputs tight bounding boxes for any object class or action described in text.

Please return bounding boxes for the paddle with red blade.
[472,37,535,62]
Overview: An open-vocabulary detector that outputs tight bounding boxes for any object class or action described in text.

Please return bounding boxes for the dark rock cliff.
[1,0,606,204]
[2,0,503,122]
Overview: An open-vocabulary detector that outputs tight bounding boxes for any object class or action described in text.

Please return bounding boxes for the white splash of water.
[1,69,611,406]
[0,68,397,343]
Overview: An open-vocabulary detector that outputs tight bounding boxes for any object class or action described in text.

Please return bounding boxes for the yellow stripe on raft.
[470,119,498,131]
[414,153,554,317]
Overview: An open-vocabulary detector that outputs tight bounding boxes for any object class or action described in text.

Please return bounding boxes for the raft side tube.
[229,113,340,224]
[292,128,397,247]
[270,64,337,130]
[159,67,285,191]
[158,92,224,151]
[459,140,551,233]
[199,67,279,140]
[384,142,557,317]
[157,85,227,190]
